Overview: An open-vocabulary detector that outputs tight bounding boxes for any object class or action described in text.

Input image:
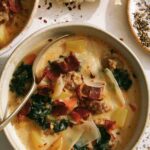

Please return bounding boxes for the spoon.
[0,34,71,131]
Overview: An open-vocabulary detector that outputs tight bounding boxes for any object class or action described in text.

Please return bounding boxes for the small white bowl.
[0,0,39,56]
[0,23,149,150]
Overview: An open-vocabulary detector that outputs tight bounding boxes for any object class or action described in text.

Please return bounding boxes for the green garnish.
[94,126,111,150]
[10,63,33,96]
[28,94,52,129]
[113,68,132,90]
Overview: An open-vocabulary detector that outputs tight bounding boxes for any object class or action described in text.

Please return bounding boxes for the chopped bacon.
[73,107,90,120]
[17,102,31,121]
[8,0,21,13]
[43,67,60,81]
[51,53,80,74]
[37,85,51,95]
[104,120,116,131]
[70,111,82,123]
[76,83,104,100]
[51,100,68,116]
[129,103,137,112]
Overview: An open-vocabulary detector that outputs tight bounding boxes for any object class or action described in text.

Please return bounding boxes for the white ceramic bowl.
[0,23,149,150]
[0,0,39,56]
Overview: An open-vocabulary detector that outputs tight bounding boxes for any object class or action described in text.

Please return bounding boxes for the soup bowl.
[0,23,149,150]
[0,0,39,56]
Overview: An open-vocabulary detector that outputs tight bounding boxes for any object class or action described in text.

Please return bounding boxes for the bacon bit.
[70,111,82,123]
[104,120,116,131]
[8,0,21,13]
[76,83,104,100]
[73,107,90,120]
[17,102,31,121]
[51,53,80,74]
[23,54,36,65]
[52,101,68,116]
[37,85,51,95]
[129,103,137,112]
[43,67,60,81]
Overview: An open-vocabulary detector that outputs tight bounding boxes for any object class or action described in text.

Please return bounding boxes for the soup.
[0,0,35,49]
[9,35,140,150]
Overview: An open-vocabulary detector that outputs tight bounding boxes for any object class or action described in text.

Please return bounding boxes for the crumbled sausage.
[88,101,111,114]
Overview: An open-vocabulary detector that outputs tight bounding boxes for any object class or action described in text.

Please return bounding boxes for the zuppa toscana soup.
[9,35,140,150]
[0,0,35,49]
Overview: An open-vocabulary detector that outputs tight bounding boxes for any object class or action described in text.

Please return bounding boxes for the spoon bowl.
[0,34,70,131]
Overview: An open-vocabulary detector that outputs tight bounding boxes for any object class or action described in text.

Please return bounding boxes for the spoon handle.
[0,82,36,131]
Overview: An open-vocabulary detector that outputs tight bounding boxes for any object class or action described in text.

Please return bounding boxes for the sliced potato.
[61,125,84,150]
[0,24,8,47]
[52,75,65,99]
[57,89,72,100]
[76,120,100,147]
[65,39,87,53]
[30,128,59,150]
[104,68,125,107]
[48,135,63,150]
[112,108,128,128]
[30,129,44,150]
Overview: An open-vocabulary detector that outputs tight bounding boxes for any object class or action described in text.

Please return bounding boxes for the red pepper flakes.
[48,38,53,42]
[39,17,42,20]
[119,38,124,41]
[47,2,52,10]
[43,19,48,23]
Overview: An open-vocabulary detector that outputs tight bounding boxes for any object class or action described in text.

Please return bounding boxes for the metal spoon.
[0,34,71,131]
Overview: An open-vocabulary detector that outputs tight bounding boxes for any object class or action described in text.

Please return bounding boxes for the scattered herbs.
[74,144,88,150]
[10,63,33,96]
[113,68,132,90]
[53,119,70,133]
[28,94,52,129]
[94,126,111,150]
[133,2,150,48]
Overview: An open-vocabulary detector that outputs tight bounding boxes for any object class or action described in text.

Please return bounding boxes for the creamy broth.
[9,35,140,150]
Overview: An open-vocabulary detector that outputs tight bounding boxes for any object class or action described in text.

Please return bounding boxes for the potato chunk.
[65,39,87,53]
[30,130,44,150]
[48,136,63,150]
[112,108,128,128]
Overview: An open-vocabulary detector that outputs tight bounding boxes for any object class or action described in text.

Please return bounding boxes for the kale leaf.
[53,119,70,133]
[28,94,52,129]
[10,63,33,96]
[94,126,111,150]
[113,68,132,91]
[74,144,88,150]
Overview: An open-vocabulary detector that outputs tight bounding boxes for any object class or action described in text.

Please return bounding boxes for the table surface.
[0,0,150,149]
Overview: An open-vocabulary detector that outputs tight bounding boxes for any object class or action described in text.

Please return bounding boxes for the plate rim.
[127,0,150,54]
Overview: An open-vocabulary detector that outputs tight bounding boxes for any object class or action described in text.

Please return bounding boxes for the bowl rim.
[0,0,39,56]
[0,22,149,150]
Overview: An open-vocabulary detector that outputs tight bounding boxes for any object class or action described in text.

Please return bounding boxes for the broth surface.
[9,35,140,150]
